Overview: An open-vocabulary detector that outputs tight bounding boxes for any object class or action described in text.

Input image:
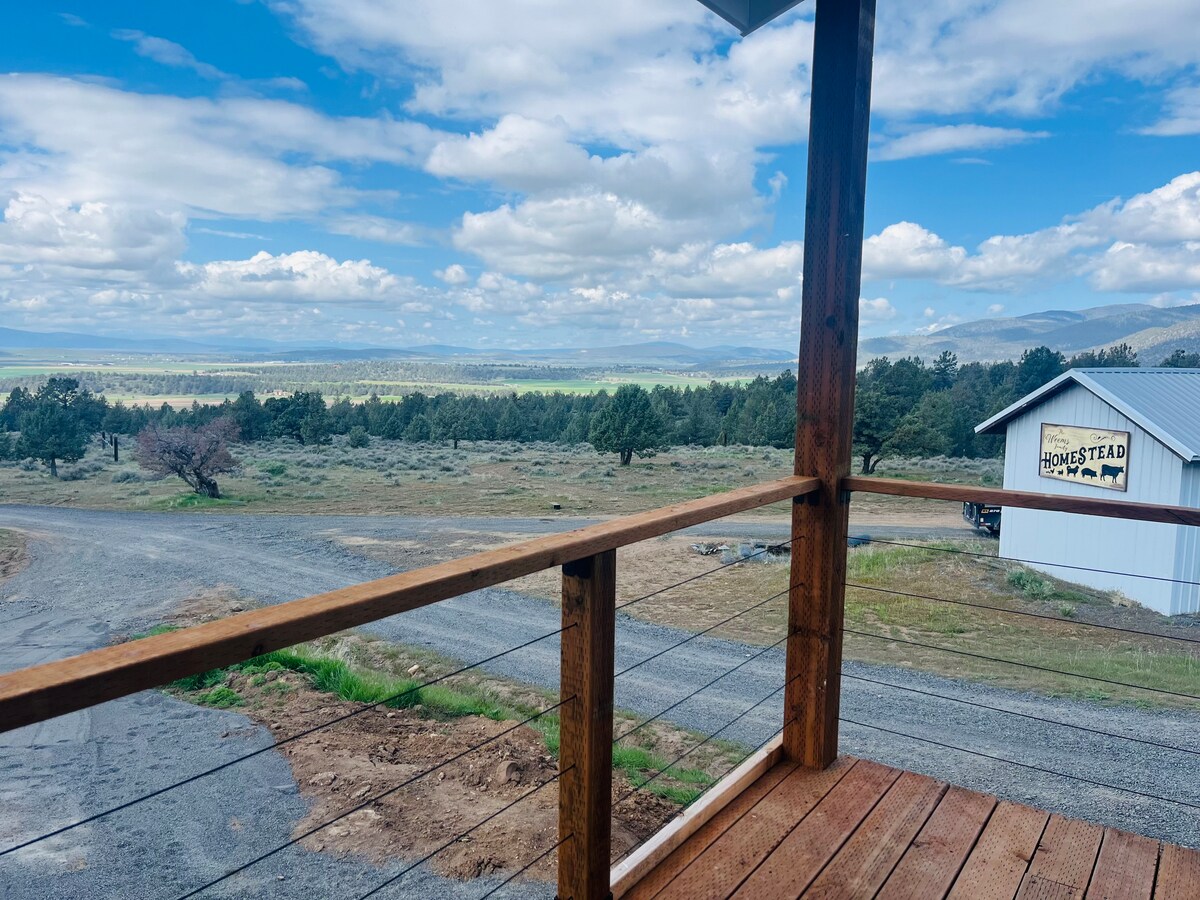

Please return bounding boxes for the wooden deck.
[619,756,1200,900]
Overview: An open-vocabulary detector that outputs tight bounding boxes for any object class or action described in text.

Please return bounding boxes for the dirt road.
[1,506,1197,898]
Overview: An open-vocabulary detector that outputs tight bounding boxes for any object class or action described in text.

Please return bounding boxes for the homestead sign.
[1039,423,1129,491]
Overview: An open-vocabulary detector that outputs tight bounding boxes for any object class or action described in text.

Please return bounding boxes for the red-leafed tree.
[136,418,239,498]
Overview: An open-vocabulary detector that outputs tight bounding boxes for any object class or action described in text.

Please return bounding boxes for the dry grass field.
[0,437,993,521]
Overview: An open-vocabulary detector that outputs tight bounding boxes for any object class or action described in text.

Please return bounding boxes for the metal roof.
[695,0,807,35]
[975,368,1200,462]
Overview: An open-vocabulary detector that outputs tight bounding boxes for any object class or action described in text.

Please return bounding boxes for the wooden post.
[784,0,877,769]
[558,550,616,900]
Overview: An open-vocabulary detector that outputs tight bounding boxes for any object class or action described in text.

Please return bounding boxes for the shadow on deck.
[620,756,1200,900]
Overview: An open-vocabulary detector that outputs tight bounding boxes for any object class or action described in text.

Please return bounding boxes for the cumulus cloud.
[435,263,471,285]
[0,193,185,273]
[0,75,441,220]
[180,250,410,304]
[858,171,1200,295]
[860,297,896,323]
[875,125,1048,161]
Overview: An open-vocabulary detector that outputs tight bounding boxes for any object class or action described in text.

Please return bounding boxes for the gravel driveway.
[1,506,1198,899]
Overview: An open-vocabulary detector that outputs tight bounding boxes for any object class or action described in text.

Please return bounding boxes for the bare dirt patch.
[159,585,253,624]
[0,529,28,582]
[229,672,676,881]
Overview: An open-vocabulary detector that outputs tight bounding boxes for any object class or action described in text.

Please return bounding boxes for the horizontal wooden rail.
[844,476,1200,528]
[0,476,818,734]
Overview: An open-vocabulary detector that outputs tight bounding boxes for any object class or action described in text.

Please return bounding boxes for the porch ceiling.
[694,0,807,35]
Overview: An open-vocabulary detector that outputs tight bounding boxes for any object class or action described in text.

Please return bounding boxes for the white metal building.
[975,368,1200,615]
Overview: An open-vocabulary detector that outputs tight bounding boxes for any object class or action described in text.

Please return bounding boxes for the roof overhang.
[975,369,1200,462]
[694,0,807,35]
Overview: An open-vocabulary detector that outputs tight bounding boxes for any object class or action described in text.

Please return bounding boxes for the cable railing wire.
[608,715,796,870]
[1,623,573,859]
[861,536,1200,590]
[174,697,573,900]
[352,767,572,900]
[845,627,1200,702]
[615,583,793,680]
[616,672,797,806]
[475,834,572,899]
[842,716,1200,812]
[615,538,794,612]
[846,580,1200,646]
[842,670,1200,758]
[615,632,789,745]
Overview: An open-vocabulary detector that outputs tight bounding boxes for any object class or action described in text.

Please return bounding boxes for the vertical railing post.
[785,0,877,770]
[558,550,616,900]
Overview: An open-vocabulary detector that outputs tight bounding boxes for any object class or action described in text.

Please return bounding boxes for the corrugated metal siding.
[1175,465,1200,614]
[999,383,1184,614]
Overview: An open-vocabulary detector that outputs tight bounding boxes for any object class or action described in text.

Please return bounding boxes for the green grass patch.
[159,640,715,804]
[195,685,243,708]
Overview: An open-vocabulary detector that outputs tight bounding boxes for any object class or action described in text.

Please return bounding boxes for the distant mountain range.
[0,327,795,369]
[8,301,1198,370]
[860,302,1200,365]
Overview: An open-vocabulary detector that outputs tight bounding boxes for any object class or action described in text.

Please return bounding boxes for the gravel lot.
[1,505,1198,899]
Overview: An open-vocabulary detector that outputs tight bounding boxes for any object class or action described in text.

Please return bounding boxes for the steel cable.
[842,716,1200,812]
[841,670,1200,758]
[614,633,788,745]
[614,585,792,680]
[616,673,797,805]
[845,627,1200,702]
[175,699,573,899]
[615,538,793,612]
[860,536,1200,590]
[352,767,572,900]
[846,580,1200,645]
[0,623,572,859]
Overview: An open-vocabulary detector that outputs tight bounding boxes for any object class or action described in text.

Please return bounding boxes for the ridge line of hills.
[4,300,1200,367]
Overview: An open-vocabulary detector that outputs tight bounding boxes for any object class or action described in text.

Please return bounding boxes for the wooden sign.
[1039,423,1129,492]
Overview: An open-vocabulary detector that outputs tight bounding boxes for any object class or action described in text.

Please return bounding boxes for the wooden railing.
[2,474,1198,898]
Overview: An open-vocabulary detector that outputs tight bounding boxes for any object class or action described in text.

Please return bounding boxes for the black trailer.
[963,501,1002,536]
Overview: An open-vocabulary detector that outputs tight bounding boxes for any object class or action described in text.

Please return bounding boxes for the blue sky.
[0,0,1197,348]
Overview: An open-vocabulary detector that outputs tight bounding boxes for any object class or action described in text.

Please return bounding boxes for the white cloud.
[875,125,1049,161]
[987,303,1005,314]
[860,297,897,323]
[1143,83,1200,136]
[863,222,966,279]
[112,30,227,80]
[859,172,1200,294]
[0,193,185,273]
[435,263,471,285]
[0,75,440,221]
[180,250,411,304]
[1090,241,1200,293]
[327,215,426,245]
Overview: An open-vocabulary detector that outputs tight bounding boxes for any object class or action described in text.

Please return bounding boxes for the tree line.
[2,343,1197,480]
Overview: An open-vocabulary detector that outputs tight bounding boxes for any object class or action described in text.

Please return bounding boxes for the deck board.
[730,760,899,899]
[1086,829,1158,900]
[622,761,798,900]
[618,756,1194,900]
[876,785,997,900]
[947,801,1049,900]
[655,756,856,900]
[1017,815,1105,900]
[1154,843,1200,899]
[800,770,946,899]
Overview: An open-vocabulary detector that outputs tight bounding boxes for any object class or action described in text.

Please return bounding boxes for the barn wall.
[999,383,1184,614]
[1175,465,1200,615]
